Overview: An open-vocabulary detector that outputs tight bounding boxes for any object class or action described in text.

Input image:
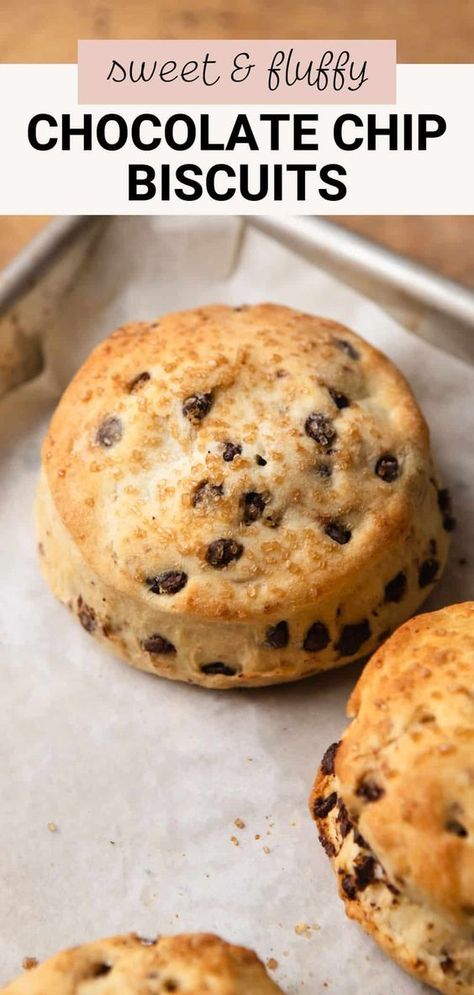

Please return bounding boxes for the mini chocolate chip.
[265,621,289,649]
[146,571,188,595]
[182,392,213,424]
[354,854,378,890]
[437,488,451,513]
[263,510,282,528]
[320,741,340,776]
[316,463,332,478]
[96,415,123,448]
[337,800,352,839]
[440,954,455,975]
[324,521,352,545]
[242,491,268,525]
[192,480,223,507]
[335,338,360,361]
[206,538,244,568]
[341,874,358,900]
[356,778,385,802]
[445,819,468,838]
[353,829,369,849]
[305,412,336,449]
[336,620,371,657]
[375,454,399,482]
[304,622,330,652]
[92,964,112,977]
[201,662,237,676]
[328,387,350,409]
[418,558,439,588]
[255,454,267,466]
[78,604,97,633]
[223,441,242,462]
[318,830,337,858]
[437,488,456,531]
[142,634,176,655]
[313,792,338,819]
[128,371,150,392]
[384,571,407,604]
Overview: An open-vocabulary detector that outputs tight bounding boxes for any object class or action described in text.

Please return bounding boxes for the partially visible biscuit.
[1,931,284,993]
[310,603,474,995]
[37,303,451,688]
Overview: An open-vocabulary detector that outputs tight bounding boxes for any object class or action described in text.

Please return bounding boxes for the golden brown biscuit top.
[337,603,474,923]
[2,932,283,993]
[43,303,430,621]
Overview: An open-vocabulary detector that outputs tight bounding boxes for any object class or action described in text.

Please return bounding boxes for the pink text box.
[78,40,396,104]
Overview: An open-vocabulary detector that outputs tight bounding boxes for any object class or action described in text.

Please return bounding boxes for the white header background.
[0,64,472,214]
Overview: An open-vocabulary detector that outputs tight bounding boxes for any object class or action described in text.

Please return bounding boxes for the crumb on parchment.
[22,956,38,970]
[294,922,320,938]
[266,957,279,971]
[234,817,246,829]
[47,822,58,832]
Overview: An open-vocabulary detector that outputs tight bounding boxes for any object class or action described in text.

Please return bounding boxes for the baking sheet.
[0,216,473,992]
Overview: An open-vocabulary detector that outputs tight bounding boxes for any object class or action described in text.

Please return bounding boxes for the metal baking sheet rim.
[0,214,473,362]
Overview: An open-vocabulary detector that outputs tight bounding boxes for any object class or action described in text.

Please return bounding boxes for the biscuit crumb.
[22,957,38,970]
[47,822,57,832]
[230,835,240,847]
[263,845,271,854]
[294,922,312,938]
[234,818,246,830]
[255,834,261,840]
[267,957,278,971]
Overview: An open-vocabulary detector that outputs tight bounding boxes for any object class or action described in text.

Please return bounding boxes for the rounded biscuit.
[37,303,451,687]
[2,931,284,993]
[310,603,474,995]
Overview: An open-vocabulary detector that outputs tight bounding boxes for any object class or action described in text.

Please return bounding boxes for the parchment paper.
[0,217,472,992]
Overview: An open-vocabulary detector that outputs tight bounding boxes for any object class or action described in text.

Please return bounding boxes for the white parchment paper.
[0,217,473,992]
